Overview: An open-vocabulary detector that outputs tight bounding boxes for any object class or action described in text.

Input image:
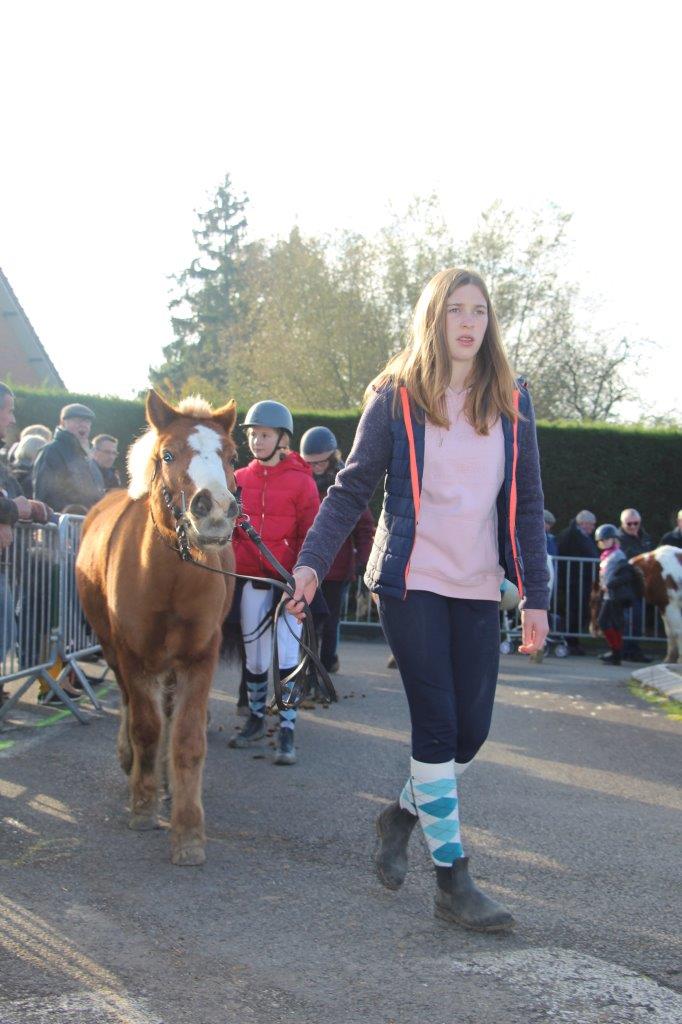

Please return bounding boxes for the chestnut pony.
[76,390,239,865]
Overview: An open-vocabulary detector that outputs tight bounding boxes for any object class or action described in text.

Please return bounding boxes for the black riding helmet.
[300,426,337,457]
[241,401,294,462]
[595,523,619,542]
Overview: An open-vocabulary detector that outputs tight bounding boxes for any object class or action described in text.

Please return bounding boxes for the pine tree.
[149,174,249,397]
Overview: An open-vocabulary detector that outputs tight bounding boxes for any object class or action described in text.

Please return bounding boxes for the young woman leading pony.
[287,268,549,932]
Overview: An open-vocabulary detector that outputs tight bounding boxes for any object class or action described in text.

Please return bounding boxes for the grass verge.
[627,679,682,721]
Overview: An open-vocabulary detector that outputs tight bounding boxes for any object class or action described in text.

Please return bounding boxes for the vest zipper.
[400,387,421,598]
[508,389,524,601]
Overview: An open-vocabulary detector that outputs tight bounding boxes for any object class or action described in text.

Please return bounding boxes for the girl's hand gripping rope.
[286,566,319,622]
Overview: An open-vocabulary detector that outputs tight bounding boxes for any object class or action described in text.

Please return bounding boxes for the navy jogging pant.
[379,590,500,764]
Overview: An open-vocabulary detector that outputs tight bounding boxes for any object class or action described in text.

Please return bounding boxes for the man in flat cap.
[32,403,105,512]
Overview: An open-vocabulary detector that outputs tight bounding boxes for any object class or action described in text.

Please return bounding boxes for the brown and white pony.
[590,546,682,664]
[631,546,682,663]
[76,390,239,865]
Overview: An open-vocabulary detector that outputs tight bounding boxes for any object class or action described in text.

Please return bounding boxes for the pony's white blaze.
[187,425,230,509]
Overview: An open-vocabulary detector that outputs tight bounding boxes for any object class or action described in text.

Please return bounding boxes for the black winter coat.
[0,460,22,525]
[32,429,105,512]
[659,527,682,550]
[616,528,654,560]
[557,520,600,560]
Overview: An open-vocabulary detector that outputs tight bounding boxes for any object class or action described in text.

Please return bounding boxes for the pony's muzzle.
[188,489,239,548]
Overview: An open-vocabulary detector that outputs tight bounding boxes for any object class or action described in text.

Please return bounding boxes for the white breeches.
[240,580,302,674]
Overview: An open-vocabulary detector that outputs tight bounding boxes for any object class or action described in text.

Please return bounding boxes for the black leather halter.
[151,477,337,711]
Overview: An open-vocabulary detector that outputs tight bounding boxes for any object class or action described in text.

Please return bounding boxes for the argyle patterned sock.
[245,669,269,719]
[277,667,298,731]
[398,758,471,814]
[278,708,297,731]
[400,757,463,866]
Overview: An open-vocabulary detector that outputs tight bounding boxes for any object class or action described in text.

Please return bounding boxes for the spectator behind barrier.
[543,509,558,557]
[557,509,599,655]
[659,508,682,549]
[91,434,122,490]
[32,403,105,513]
[0,383,53,704]
[10,434,48,497]
[5,423,52,466]
[616,508,654,663]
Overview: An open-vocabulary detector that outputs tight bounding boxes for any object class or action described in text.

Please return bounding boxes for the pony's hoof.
[171,842,206,866]
[128,813,159,831]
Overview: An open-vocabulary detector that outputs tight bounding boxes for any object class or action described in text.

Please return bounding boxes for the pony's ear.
[146,389,178,431]
[212,400,237,436]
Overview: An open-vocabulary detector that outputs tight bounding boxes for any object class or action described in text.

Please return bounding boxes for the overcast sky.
[1,0,680,419]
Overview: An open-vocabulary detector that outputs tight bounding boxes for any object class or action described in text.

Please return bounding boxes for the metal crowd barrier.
[339,555,668,650]
[2,530,667,727]
[0,516,102,724]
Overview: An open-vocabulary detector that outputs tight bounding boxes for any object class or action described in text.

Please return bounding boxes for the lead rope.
[154,483,337,711]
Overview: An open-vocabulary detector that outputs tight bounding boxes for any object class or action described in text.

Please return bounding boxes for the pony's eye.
[162,450,175,463]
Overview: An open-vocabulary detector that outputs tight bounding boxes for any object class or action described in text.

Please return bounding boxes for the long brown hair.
[367,268,517,434]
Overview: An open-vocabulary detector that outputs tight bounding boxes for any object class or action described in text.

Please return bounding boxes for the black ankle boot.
[374,801,418,890]
[228,713,265,748]
[434,857,515,932]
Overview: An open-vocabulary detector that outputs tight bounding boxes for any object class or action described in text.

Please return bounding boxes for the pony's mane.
[177,395,215,417]
[127,429,157,499]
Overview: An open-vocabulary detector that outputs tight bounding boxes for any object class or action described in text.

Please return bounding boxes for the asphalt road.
[1,641,681,1024]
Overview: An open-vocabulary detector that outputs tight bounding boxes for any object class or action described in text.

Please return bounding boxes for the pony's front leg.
[166,655,215,864]
[168,659,213,866]
[126,681,163,830]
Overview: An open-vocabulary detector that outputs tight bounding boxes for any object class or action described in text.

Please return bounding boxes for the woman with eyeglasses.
[299,427,375,674]
[287,268,549,933]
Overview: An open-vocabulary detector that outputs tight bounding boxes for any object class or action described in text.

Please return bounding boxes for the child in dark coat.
[595,523,639,666]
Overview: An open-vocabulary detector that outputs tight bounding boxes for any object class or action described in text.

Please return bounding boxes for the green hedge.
[11,387,682,541]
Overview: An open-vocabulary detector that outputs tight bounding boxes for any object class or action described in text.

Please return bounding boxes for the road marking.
[356,790,392,805]
[0,990,161,1024]
[449,947,682,1023]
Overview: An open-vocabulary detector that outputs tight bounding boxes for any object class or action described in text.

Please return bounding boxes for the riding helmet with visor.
[300,426,337,457]
[595,523,619,542]
[242,400,294,462]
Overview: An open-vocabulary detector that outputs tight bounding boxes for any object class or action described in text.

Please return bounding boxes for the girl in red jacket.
[228,401,319,765]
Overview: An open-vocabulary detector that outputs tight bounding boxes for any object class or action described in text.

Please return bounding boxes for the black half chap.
[379,590,500,764]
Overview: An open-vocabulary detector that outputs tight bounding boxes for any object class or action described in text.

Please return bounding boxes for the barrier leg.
[68,659,102,710]
[37,667,90,724]
[0,672,40,722]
